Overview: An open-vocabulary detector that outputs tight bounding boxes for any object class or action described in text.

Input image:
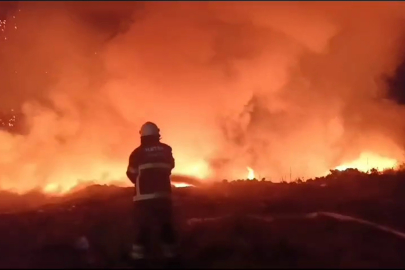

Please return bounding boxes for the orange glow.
[247,167,255,180]
[173,182,193,188]
[173,160,212,180]
[41,178,192,196]
[334,152,398,173]
[1,2,405,194]
[43,182,75,195]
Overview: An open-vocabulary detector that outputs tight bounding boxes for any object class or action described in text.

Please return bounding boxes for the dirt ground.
[1,169,405,268]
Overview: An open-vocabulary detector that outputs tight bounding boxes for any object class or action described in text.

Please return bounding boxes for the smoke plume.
[1,2,405,192]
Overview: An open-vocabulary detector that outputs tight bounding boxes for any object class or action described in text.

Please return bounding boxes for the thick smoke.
[1,2,405,192]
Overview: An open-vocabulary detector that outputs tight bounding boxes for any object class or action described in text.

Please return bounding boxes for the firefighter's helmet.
[139,122,160,137]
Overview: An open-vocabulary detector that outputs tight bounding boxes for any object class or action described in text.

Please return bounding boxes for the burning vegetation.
[1,2,405,195]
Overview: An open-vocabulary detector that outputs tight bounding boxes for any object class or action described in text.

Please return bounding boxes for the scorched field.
[0,169,405,268]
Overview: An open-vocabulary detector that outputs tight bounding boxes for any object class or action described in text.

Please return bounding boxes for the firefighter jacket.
[126,139,175,201]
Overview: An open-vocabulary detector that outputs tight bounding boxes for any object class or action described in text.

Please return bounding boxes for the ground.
[1,169,405,268]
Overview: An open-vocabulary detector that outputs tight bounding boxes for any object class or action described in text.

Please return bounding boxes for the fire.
[172,160,211,180]
[3,2,405,197]
[43,183,76,195]
[247,167,255,180]
[335,152,398,173]
[173,182,192,188]
[42,179,192,196]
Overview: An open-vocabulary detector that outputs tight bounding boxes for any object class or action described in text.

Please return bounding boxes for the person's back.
[128,135,174,200]
[126,122,177,263]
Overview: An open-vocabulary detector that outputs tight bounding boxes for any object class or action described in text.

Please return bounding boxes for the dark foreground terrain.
[1,169,405,268]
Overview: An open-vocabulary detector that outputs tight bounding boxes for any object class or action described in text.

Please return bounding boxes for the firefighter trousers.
[132,197,177,258]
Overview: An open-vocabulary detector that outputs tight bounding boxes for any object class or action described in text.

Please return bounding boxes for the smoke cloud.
[1,2,405,192]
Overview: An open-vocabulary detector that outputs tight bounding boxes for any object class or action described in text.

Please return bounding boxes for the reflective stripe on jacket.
[127,140,175,201]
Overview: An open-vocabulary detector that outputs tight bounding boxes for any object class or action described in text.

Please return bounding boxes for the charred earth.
[1,169,405,268]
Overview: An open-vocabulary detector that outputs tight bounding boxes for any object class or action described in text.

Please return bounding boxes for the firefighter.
[126,121,177,261]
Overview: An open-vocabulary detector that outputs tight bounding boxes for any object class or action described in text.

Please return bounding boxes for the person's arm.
[126,151,139,184]
[167,146,175,170]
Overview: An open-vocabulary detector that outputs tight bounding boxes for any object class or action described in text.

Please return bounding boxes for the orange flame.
[173,182,192,188]
[247,167,255,180]
[334,152,398,173]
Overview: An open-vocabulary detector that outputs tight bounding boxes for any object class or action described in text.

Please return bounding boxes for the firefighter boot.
[129,244,147,267]
[161,243,183,268]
